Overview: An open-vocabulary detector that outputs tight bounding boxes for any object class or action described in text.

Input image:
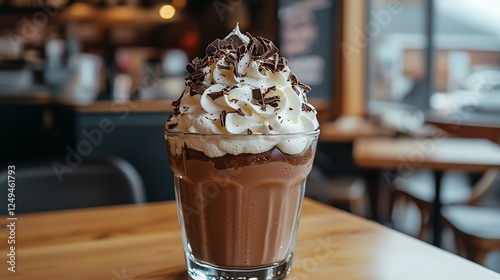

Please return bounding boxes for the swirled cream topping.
[166,24,319,157]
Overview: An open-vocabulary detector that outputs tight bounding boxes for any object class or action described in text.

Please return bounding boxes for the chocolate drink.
[168,145,314,267]
[164,23,320,279]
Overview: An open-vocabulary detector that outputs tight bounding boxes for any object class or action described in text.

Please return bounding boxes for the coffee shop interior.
[1,0,500,274]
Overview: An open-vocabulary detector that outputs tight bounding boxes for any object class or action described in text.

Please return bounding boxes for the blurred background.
[0,0,499,272]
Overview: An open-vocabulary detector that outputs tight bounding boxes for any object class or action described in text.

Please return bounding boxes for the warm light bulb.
[159,4,176,20]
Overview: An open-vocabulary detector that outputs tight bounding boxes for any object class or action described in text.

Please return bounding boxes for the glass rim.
[164,129,320,137]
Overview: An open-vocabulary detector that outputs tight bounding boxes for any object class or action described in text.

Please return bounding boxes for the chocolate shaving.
[171,97,181,107]
[226,34,245,47]
[252,88,263,105]
[245,33,279,61]
[207,91,225,100]
[276,57,287,72]
[302,103,313,112]
[168,28,313,131]
[264,96,280,107]
[247,129,253,135]
[299,82,312,94]
[167,122,177,129]
[289,73,298,85]
[186,63,196,74]
[186,57,201,74]
[191,72,204,83]
[206,43,217,56]
[217,64,230,70]
[261,61,275,72]
[264,86,276,95]
[166,114,177,129]
[237,44,246,59]
[234,108,245,116]
[220,110,227,127]
[268,125,273,131]
[187,81,203,96]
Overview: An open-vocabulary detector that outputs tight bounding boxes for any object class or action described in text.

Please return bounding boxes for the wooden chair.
[389,168,499,241]
[442,205,500,265]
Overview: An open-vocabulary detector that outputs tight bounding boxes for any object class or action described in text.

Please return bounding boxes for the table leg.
[363,168,381,222]
[432,170,443,247]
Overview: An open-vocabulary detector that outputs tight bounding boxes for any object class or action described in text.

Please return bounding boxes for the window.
[432,0,500,115]
[366,0,500,117]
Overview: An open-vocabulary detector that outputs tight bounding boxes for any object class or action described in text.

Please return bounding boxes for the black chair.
[0,157,146,215]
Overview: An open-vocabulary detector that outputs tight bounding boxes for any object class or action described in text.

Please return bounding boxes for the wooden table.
[319,116,394,143]
[1,199,498,279]
[354,137,500,246]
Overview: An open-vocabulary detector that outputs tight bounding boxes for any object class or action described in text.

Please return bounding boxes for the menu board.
[279,0,335,99]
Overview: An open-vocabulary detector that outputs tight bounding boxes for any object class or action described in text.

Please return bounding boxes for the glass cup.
[165,130,319,280]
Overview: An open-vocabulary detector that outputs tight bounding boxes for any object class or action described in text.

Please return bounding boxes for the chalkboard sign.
[279,0,335,99]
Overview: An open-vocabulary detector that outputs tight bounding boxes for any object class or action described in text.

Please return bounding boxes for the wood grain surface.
[0,199,498,279]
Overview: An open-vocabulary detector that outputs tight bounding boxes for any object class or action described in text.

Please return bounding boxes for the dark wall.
[53,107,175,201]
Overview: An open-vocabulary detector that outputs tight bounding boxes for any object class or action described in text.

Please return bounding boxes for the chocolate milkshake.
[165,24,319,280]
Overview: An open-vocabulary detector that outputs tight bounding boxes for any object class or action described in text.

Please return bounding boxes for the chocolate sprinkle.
[246,129,253,135]
[252,88,263,105]
[302,103,314,112]
[207,91,225,100]
[166,27,315,130]
[234,108,245,116]
[217,64,231,70]
[264,96,280,107]
[167,123,177,129]
[220,110,227,127]
[264,86,276,95]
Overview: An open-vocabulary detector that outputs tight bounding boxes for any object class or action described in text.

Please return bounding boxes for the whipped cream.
[166,24,319,157]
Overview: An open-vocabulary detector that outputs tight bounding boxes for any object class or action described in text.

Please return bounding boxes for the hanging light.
[159,4,176,20]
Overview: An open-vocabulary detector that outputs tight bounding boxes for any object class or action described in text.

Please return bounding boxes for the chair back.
[0,157,146,214]
[466,168,500,206]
